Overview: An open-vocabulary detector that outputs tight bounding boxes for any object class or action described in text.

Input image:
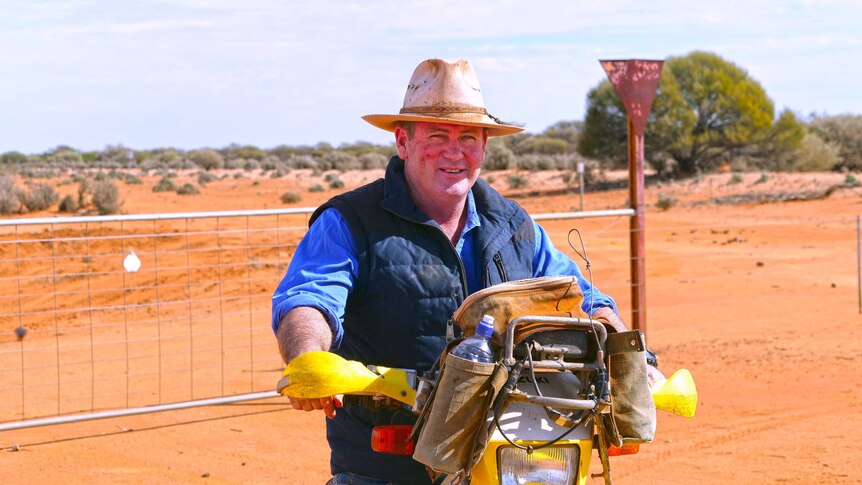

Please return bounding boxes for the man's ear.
[394,126,409,159]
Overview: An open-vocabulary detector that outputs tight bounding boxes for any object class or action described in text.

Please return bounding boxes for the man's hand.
[289,395,343,419]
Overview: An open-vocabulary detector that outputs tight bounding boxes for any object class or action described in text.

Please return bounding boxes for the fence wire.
[0,208,633,430]
[0,209,313,426]
[2,207,855,432]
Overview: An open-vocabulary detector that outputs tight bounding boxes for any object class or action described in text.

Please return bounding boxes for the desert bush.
[845,175,860,187]
[49,149,83,166]
[0,175,22,214]
[243,159,261,172]
[507,174,529,190]
[223,158,243,170]
[280,192,302,204]
[656,194,678,211]
[270,167,288,178]
[1,151,28,165]
[124,174,143,185]
[233,172,245,179]
[176,183,201,195]
[324,173,339,182]
[189,149,224,171]
[308,184,324,193]
[514,136,570,155]
[729,173,743,184]
[484,141,517,170]
[77,178,94,207]
[260,159,279,171]
[152,176,177,193]
[58,194,78,213]
[197,172,218,186]
[20,183,58,211]
[358,152,389,170]
[807,115,862,171]
[289,154,318,170]
[319,151,360,171]
[791,132,840,172]
[754,173,769,184]
[92,180,121,214]
[329,179,345,189]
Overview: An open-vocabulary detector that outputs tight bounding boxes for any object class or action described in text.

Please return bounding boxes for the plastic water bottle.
[450,314,496,363]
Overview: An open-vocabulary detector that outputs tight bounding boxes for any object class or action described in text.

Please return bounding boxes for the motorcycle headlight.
[498,445,580,485]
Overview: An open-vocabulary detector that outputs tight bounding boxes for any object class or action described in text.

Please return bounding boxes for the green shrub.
[728,173,743,184]
[845,174,860,187]
[656,194,678,211]
[58,194,78,213]
[92,180,121,214]
[280,192,302,204]
[152,177,177,193]
[506,174,529,190]
[1,151,29,165]
[176,183,201,195]
[189,149,224,171]
[308,184,324,193]
[328,179,345,189]
[124,174,143,185]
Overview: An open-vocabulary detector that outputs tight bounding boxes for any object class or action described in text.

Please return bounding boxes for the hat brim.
[362,113,524,137]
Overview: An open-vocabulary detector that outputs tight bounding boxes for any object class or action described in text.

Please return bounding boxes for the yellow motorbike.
[278,314,696,485]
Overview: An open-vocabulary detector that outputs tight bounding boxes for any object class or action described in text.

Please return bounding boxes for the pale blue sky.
[1,0,859,154]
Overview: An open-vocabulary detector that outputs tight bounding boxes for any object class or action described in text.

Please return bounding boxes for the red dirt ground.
[2,169,861,484]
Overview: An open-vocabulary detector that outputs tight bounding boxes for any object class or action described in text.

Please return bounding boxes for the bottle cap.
[476,314,495,338]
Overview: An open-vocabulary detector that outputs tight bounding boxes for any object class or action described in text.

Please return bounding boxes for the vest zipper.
[492,252,508,283]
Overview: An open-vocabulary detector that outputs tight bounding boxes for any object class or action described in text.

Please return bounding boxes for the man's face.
[395,122,487,207]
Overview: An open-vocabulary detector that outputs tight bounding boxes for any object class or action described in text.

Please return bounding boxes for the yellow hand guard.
[651,368,698,418]
[276,351,416,407]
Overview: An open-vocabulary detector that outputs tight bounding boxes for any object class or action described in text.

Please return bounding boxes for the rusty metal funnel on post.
[599,59,663,333]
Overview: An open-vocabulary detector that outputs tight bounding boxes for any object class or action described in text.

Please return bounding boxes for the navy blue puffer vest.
[309,156,535,483]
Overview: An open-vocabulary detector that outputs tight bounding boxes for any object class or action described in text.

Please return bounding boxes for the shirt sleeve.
[271,208,358,349]
[531,220,619,315]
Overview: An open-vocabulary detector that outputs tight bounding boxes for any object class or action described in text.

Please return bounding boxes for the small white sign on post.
[577,162,585,174]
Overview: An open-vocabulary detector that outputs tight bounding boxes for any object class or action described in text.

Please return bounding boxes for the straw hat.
[362,58,524,137]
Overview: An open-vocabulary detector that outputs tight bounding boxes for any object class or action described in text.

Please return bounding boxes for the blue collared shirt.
[271,191,617,348]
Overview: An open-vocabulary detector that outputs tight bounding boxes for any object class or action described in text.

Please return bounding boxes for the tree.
[189,149,224,171]
[578,51,803,175]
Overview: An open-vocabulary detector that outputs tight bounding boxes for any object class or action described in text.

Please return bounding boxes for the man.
[272,58,647,484]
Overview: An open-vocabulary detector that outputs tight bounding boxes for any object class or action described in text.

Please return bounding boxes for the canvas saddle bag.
[602,329,657,446]
[413,276,594,476]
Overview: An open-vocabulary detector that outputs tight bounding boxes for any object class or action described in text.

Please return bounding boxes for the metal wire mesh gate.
[0,208,634,431]
[0,209,315,429]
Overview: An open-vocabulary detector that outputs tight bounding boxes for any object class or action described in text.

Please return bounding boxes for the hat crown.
[402,59,486,111]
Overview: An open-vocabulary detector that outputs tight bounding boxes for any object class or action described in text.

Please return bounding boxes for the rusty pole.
[599,60,663,333]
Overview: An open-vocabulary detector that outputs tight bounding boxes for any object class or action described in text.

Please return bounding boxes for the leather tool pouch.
[602,330,656,446]
[412,340,507,475]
